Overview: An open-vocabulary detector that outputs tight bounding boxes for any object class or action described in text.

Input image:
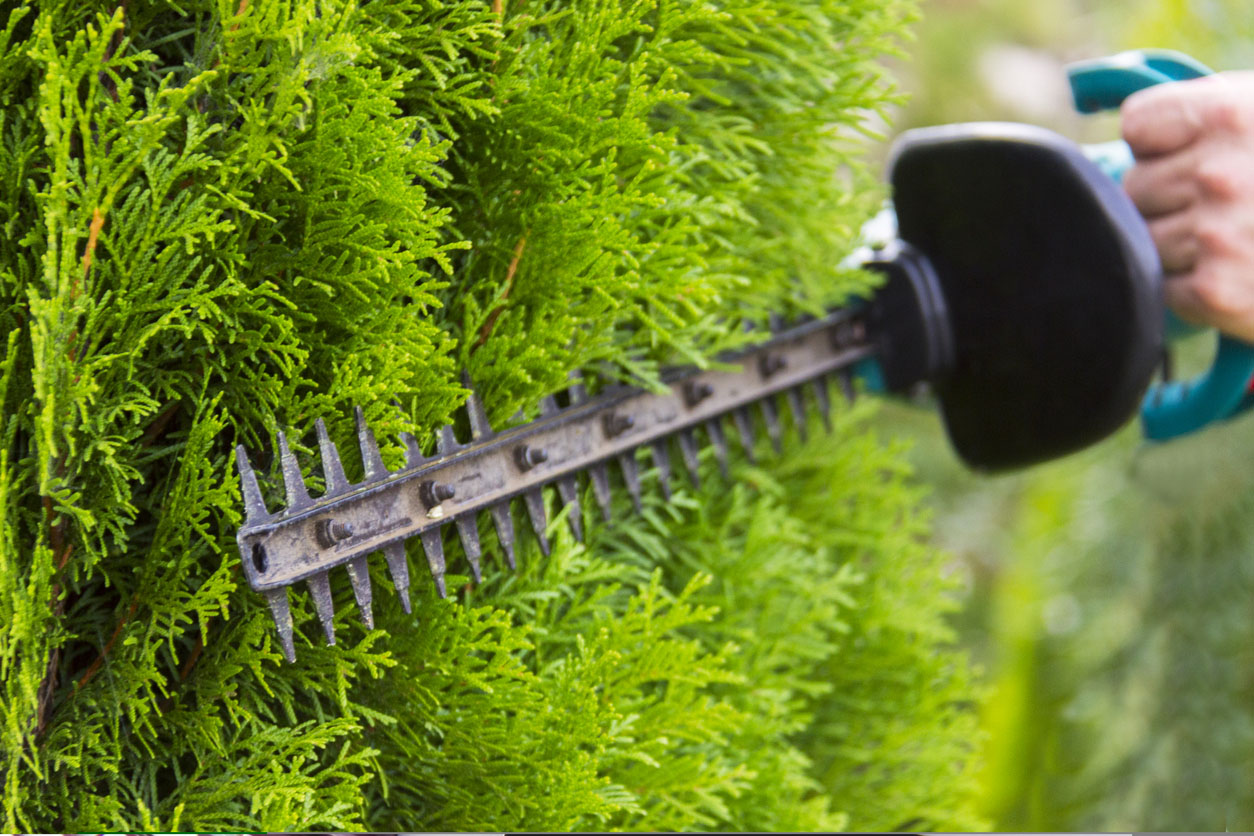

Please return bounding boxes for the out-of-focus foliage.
[892,0,1254,830]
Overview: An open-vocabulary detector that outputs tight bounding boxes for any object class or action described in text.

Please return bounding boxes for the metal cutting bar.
[235,308,872,658]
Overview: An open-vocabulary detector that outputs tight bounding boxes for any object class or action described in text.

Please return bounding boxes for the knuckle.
[1195,217,1232,254]
[1188,267,1238,316]
[1204,95,1254,135]
[1122,164,1149,202]
[1195,156,1240,198]
[1147,212,1183,247]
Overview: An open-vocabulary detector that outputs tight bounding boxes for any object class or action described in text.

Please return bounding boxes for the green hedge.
[0,0,984,829]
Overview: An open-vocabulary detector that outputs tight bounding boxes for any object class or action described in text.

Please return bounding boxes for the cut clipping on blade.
[235,311,875,662]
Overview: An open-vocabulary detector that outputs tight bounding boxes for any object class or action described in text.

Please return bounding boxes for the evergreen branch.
[0,2,983,830]
[72,592,140,693]
[76,208,105,295]
[138,400,182,449]
[33,542,73,741]
[473,232,527,350]
[98,3,127,103]
[34,194,109,737]
[230,0,250,33]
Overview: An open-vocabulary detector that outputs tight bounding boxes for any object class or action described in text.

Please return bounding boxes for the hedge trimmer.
[236,50,1254,662]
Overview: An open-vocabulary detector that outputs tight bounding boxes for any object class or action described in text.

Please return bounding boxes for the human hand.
[1121,72,1254,342]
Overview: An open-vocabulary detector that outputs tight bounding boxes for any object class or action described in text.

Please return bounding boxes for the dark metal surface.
[236,309,871,661]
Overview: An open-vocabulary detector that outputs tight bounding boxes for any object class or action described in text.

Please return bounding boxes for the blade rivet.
[515,444,549,471]
[251,542,268,573]
[832,319,866,349]
[604,412,635,438]
[420,480,456,509]
[316,519,355,548]
[759,354,787,378]
[683,381,714,407]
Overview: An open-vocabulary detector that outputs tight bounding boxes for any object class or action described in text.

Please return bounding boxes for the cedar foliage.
[0,0,983,830]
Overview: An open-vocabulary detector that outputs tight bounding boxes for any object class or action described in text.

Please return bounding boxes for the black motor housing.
[866,123,1164,471]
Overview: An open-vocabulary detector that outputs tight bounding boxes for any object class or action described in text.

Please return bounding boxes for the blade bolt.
[420,480,456,509]
[515,444,549,472]
[604,412,635,438]
[683,381,714,408]
[316,519,355,548]
[832,319,866,349]
[759,354,787,378]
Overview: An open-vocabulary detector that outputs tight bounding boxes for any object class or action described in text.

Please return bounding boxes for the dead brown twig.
[34,199,107,738]
[473,234,527,351]
[72,593,140,693]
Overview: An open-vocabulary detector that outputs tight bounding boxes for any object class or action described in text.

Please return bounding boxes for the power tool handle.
[1068,49,1254,441]
[1068,49,1212,113]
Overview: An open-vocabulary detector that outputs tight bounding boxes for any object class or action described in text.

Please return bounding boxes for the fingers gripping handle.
[1068,49,1254,441]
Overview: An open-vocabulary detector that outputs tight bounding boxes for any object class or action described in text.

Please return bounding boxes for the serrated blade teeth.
[306,571,336,646]
[236,445,270,523]
[678,429,701,489]
[811,377,833,432]
[455,514,483,583]
[539,394,560,417]
[490,501,517,569]
[420,528,448,598]
[732,407,757,463]
[589,462,613,522]
[568,372,589,404]
[785,386,808,442]
[523,488,550,556]
[465,391,493,440]
[345,556,374,629]
[436,425,461,457]
[705,419,731,479]
[354,406,389,480]
[837,369,856,403]
[277,430,313,511]
[769,312,786,333]
[555,475,583,541]
[651,440,673,501]
[399,431,426,469]
[315,418,351,495]
[382,540,412,614]
[618,451,643,514]
[264,588,296,663]
[760,396,783,455]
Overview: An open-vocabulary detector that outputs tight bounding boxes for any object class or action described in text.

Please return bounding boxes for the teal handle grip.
[1068,49,1254,441]
[1068,49,1213,113]
[1141,335,1254,439]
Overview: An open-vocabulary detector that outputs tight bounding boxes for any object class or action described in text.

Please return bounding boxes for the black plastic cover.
[887,123,1163,470]
[864,240,956,392]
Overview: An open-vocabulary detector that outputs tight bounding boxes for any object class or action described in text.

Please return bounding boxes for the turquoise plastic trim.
[1068,49,1254,441]
[1068,49,1213,113]
[1141,335,1254,440]
[1081,139,1135,184]
[855,356,886,394]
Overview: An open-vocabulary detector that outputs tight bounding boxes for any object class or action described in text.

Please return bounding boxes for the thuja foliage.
[0,0,984,830]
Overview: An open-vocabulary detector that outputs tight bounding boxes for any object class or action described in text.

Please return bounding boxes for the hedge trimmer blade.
[235,311,873,662]
[235,120,1171,662]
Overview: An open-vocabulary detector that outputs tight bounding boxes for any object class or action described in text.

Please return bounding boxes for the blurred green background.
[881,0,1254,830]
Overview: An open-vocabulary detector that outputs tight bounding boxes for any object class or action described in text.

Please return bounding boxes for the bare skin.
[1121,72,1254,342]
